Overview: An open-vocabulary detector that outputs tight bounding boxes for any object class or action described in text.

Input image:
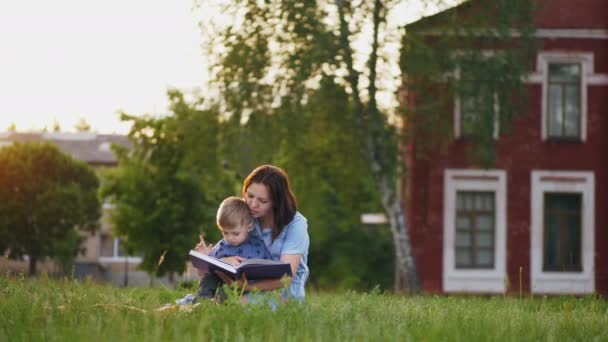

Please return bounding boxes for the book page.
[189,250,237,273]
[238,258,285,267]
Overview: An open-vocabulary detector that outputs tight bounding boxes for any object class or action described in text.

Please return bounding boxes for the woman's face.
[245,182,273,221]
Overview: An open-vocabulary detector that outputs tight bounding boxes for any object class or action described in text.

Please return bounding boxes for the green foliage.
[2,276,608,341]
[74,117,92,132]
[0,143,100,274]
[280,78,394,290]
[199,0,400,290]
[219,75,395,289]
[100,90,239,277]
[401,0,538,166]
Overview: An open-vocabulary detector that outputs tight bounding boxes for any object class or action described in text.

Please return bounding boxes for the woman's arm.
[248,254,301,291]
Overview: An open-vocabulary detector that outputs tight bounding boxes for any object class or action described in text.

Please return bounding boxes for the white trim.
[443,169,507,293]
[526,73,543,84]
[588,74,608,85]
[535,29,608,40]
[538,52,591,142]
[360,213,388,224]
[99,256,142,263]
[537,52,596,75]
[528,53,608,85]
[414,28,608,40]
[530,170,595,294]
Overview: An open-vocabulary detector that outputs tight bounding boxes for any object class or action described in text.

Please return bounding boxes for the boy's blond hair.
[216,196,253,230]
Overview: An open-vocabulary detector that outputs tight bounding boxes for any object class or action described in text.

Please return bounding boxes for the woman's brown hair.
[242,165,297,240]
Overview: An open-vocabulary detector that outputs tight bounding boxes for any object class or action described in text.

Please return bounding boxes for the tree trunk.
[123,257,129,287]
[377,175,420,294]
[28,256,37,276]
[334,0,420,293]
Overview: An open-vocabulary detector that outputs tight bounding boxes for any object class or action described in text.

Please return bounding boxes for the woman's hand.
[194,234,213,255]
[216,272,291,292]
[215,272,250,291]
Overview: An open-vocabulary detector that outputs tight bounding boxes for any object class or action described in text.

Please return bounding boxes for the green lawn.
[1,275,607,341]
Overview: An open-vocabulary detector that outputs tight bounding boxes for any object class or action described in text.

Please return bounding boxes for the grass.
[1,275,607,341]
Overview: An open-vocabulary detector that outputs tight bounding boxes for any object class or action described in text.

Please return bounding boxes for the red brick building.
[402,0,608,294]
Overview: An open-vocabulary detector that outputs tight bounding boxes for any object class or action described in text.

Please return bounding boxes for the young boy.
[195,196,272,300]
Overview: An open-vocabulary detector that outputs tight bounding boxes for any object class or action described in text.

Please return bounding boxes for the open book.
[189,250,292,281]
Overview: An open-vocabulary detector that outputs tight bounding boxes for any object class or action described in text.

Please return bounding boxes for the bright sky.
[0,0,207,133]
[0,0,449,134]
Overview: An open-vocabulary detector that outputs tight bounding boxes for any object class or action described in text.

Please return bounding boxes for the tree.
[52,118,61,132]
[74,117,91,132]
[100,90,239,279]
[220,75,396,290]
[197,0,536,292]
[0,142,100,275]
[287,78,395,290]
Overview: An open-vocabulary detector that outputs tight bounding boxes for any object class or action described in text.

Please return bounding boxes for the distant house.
[0,132,192,286]
[401,0,607,295]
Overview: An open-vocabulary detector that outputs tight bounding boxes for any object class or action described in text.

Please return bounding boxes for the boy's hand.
[221,256,246,266]
[194,234,213,255]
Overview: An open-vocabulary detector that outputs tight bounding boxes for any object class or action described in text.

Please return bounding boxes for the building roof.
[406,0,608,30]
[404,0,472,31]
[0,132,130,165]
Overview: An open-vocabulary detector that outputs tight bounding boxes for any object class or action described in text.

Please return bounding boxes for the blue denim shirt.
[250,212,310,300]
[209,234,272,260]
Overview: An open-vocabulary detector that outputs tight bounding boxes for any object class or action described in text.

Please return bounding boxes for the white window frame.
[443,169,507,293]
[454,93,499,139]
[530,170,595,294]
[539,52,591,142]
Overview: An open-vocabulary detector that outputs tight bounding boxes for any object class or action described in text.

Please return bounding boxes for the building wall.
[534,0,608,29]
[406,34,608,294]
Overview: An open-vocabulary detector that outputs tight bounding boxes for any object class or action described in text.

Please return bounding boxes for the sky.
[0,0,440,134]
[0,0,208,133]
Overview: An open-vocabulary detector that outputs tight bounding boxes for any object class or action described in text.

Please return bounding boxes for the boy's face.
[221,223,253,246]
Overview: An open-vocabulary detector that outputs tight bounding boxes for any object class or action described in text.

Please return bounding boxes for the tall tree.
[221,75,396,290]
[286,77,395,290]
[0,142,100,275]
[198,0,535,292]
[100,90,238,279]
[52,118,61,132]
[74,117,91,132]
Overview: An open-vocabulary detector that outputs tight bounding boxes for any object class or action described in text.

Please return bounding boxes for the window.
[460,93,483,138]
[547,63,581,139]
[530,171,594,294]
[454,80,499,139]
[99,234,141,262]
[543,193,582,272]
[100,234,115,257]
[443,169,506,293]
[455,192,495,269]
[538,53,592,142]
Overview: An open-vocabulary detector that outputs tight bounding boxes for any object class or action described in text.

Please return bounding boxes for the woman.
[198,165,310,301]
